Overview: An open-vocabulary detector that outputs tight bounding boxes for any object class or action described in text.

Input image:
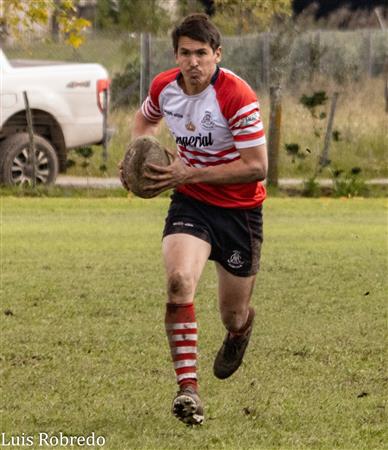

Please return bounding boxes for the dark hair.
[172,13,221,53]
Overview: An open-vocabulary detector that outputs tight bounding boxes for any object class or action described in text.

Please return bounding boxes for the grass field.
[1,196,387,449]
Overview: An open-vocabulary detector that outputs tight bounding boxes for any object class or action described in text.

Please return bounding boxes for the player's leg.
[210,203,263,380]
[213,264,257,379]
[163,233,210,425]
[216,263,256,332]
[163,233,210,304]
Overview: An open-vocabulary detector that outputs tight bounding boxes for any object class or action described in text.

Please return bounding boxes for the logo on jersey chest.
[201,110,215,130]
[164,108,183,119]
[184,111,215,132]
[175,132,214,147]
[185,121,196,132]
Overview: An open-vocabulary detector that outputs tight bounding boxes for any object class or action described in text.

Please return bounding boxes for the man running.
[122,13,267,425]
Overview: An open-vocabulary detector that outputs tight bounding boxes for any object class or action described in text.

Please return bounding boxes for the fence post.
[267,85,282,187]
[23,91,36,187]
[310,31,321,82]
[319,92,339,169]
[261,32,270,89]
[315,30,321,76]
[140,32,151,105]
[363,30,373,77]
[374,8,388,113]
[374,7,386,29]
[102,89,108,163]
[385,64,388,113]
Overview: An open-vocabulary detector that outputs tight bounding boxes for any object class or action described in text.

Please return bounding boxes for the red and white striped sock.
[165,302,198,389]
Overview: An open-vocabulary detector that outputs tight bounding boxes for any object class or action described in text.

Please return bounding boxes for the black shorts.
[163,191,263,277]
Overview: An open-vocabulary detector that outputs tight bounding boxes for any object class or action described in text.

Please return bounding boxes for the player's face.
[175,36,221,94]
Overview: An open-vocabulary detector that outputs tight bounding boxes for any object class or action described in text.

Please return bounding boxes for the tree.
[213,0,292,34]
[176,0,215,16]
[0,0,91,48]
[96,0,170,35]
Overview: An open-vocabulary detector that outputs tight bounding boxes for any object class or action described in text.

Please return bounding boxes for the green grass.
[1,197,387,449]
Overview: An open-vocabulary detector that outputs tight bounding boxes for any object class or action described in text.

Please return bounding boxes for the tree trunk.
[267,85,282,187]
[140,32,151,104]
[261,33,270,89]
[319,92,339,170]
[51,0,60,42]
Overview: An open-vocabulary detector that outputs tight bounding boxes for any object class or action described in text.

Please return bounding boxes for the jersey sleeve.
[228,100,266,149]
[216,71,266,149]
[140,68,180,123]
[141,82,163,123]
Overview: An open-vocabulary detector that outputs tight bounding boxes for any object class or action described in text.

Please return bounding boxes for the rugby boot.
[172,384,204,425]
[213,307,255,379]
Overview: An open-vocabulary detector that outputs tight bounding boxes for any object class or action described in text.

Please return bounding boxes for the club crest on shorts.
[227,250,244,269]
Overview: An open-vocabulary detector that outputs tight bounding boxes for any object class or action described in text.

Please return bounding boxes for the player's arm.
[132,109,160,139]
[145,143,267,189]
[185,143,268,184]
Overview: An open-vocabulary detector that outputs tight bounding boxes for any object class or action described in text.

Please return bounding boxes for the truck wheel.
[0,133,59,185]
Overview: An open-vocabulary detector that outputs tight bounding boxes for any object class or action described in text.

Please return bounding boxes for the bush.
[331,167,369,197]
[110,56,140,109]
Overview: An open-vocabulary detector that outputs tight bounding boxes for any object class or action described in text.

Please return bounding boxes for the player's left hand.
[144,157,190,191]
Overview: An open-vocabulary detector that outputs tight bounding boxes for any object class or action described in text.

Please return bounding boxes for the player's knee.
[221,309,247,333]
[167,270,194,298]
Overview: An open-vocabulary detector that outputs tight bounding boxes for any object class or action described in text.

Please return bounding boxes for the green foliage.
[95,0,120,30]
[96,0,170,35]
[75,147,94,159]
[213,0,292,34]
[65,159,76,169]
[68,147,111,177]
[299,91,329,148]
[332,129,341,142]
[302,176,321,197]
[285,90,339,192]
[99,164,108,174]
[331,167,368,197]
[177,0,211,17]
[285,142,310,166]
[1,0,91,48]
[110,57,141,109]
[285,143,300,156]
[300,91,328,113]
[67,147,94,176]
[1,0,50,39]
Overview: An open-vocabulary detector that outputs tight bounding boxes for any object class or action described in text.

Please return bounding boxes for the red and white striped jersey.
[141,66,266,208]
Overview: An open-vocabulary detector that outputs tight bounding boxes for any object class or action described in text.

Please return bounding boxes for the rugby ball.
[122,136,173,198]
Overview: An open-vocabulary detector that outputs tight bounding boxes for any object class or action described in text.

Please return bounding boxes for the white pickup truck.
[0,49,110,185]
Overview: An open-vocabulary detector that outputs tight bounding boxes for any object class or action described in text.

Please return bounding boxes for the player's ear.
[215,46,222,64]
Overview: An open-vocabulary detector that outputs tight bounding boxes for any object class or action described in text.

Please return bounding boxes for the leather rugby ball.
[122,135,173,198]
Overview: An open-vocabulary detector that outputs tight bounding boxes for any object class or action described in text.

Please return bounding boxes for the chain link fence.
[151,29,388,87]
[3,28,388,107]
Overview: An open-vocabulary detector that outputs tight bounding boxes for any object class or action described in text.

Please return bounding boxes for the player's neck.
[180,76,211,96]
